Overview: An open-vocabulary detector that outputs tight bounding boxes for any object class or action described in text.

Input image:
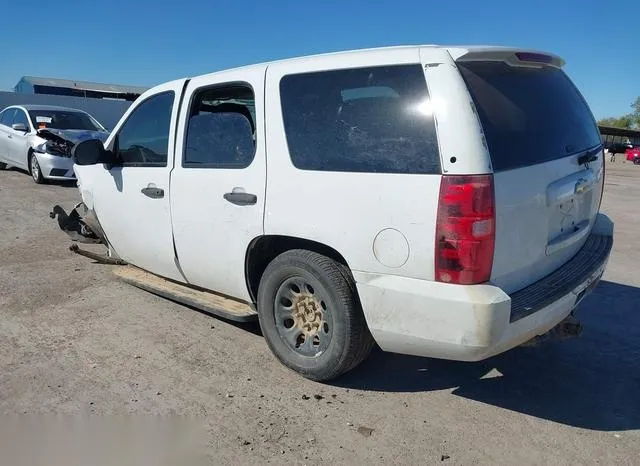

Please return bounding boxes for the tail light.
[435,175,495,285]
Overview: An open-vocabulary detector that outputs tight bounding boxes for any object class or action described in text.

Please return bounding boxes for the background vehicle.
[626,146,640,164]
[0,105,108,184]
[55,46,613,381]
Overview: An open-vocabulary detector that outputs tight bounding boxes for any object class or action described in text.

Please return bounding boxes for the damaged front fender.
[50,202,106,244]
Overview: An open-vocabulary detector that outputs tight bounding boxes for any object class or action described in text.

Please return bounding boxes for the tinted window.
[28,110,101,131]
[184,86,255,168]
[280,65,440,174]
[13,109,30,129]
[0,109,15,127]
[458,61,601,172]
[116,92,174,166]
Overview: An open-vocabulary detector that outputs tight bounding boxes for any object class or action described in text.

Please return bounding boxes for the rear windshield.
[458,61,601,172]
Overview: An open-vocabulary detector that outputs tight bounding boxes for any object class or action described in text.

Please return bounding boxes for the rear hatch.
[457,55,604,294]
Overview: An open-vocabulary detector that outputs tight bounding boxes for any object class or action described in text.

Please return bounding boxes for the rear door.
[0,109,17,165]
[455,54,604,293]
[170,67,266,301]
[7,108,32,170]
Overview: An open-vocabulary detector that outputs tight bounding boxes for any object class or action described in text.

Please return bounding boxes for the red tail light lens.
[435,175,495,285]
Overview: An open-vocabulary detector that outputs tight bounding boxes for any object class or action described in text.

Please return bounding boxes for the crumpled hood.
[37,128,109,144]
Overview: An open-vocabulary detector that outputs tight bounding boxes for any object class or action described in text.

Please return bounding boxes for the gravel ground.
[0,160,638,465]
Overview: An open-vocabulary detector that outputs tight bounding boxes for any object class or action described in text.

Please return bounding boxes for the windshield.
[28,110,103,131]
[458,61,602,171]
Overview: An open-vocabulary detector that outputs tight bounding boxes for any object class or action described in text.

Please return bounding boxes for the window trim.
[181,81,257,170]
[113,90,176,168]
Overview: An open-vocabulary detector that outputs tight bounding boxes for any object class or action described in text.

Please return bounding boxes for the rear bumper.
[35,152,75,180]
[355,213,613,361]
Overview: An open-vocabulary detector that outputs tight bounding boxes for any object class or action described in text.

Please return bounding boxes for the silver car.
[0,105,109,184]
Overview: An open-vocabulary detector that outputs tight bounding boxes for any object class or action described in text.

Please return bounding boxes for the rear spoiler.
[446,46,565,68]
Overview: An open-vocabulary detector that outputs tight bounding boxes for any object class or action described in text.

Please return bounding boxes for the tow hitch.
[520,314,583,347]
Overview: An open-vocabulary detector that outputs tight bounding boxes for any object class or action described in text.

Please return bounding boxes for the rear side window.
[184,85,256,168]
[280,65,440,174]
[458,61,601,172]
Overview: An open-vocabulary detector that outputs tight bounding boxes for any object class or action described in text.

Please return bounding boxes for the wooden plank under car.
[113,266,258,322]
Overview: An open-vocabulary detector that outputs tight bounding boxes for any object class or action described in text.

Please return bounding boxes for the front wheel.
[257,249,374,381]
[29,153,45,184]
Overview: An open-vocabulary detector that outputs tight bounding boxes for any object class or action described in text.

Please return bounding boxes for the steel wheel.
[257,249,374,381]
[274,276,332,357]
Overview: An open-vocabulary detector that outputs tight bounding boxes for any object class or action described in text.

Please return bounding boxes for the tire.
[0,161,6,170]
[256,249,374,381]
[634,159,640,165]
[29,152,46,184]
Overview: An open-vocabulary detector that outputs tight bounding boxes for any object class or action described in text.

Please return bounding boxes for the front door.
[170,67,267,301]
[75,80,188,282]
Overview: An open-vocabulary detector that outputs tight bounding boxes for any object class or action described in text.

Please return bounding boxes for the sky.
[0,0,637,119]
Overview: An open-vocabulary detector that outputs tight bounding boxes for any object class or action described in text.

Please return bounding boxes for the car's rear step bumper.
[509,233,613,322]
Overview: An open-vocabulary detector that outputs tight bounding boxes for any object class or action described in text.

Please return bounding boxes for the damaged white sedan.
[0,105,108,183]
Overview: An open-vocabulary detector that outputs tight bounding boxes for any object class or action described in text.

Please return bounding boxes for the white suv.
[53,45,613,381]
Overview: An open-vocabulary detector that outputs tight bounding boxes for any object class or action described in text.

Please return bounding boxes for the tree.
[598,96,640,130]
[598,115,634,129]
[632,97,640,128]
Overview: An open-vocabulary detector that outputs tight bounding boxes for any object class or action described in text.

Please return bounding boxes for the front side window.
[279,65,440,174]
[0,109,15,127]
[13,109,30,130]
[183,86,255,168]
[116,92,175,166]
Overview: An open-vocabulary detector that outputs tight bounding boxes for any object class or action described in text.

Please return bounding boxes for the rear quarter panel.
[264,48,450,280]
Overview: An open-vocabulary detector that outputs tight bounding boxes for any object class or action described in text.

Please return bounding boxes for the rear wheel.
[256,249,374,381]
[634,159,640,165]
[29,152,45,184]
[0,161,6,170]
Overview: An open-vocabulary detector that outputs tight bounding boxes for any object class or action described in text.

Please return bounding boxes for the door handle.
[141,186,164,199]
[224,191,257,206]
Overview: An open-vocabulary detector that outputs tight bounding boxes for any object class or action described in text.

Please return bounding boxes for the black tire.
[28,152,46,184]
[634,159,640,165]
[256,249,374,381]
[0,161,6,170]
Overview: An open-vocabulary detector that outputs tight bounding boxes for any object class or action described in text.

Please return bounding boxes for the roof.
[18,76,148,95]
[6,104,89,113]
[599,125,640,137]
[181,44,563,82]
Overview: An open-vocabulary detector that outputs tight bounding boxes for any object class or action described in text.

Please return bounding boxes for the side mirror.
[73,139,118,166]
[12,123,28,132]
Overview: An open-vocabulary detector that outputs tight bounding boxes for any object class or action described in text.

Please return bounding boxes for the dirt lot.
[0,161,638,465]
